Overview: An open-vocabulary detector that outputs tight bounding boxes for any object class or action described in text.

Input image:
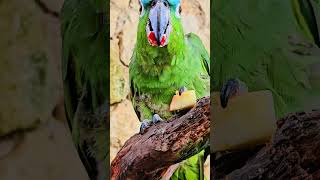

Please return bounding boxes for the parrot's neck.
[137,44,184,63]
[135,34,186,75]
[134,16,186,75]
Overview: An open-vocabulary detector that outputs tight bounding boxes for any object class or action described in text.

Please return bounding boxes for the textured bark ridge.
[111,96,210,180]
[212,109,320,180]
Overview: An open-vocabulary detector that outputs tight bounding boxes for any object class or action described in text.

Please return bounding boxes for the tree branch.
[212,109,320,180]
[111,96,210,180]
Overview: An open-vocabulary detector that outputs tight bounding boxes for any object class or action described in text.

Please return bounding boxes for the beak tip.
[148,32,158,46]
[148,32,167,47]
[159,35,167,47]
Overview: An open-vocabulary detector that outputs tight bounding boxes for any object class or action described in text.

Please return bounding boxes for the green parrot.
[61,0,108,179]
[211,0,320,178]
[212,0,320,119]
[129,0,210,179]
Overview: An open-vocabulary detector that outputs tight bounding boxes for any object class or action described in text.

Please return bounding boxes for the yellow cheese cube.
[169,90,197,112]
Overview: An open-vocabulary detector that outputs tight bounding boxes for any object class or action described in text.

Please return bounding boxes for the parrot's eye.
[163,1,169,7]
[175,4,181,18]
[150,0,156,7]
[139,0,145,17]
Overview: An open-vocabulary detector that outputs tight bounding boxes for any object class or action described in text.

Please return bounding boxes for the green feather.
[129,4,210,180]
[212,0,320,118]
[130,11,209,120]
[61,0,108,179]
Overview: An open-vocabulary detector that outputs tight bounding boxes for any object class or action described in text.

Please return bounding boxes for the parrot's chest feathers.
[135,54,192,89]
[132,45,206,91]
[132,59,204,109]
[130,40,209,119]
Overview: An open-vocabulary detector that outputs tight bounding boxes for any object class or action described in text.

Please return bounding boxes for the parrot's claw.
[220,78,248,108]
[152,114,163,124]
[179,86,188,95]
[139,114,164,134]
[139,120,151,134]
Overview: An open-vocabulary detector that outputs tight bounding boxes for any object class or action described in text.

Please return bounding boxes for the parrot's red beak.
[148,32,158,46]
[160,35,167,47]
[148,32,167,47]
[146,0,171,47]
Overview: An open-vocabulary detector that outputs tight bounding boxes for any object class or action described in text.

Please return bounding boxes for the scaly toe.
[139,120,151,134]
[152,114,163,124]
[179,86,188,95]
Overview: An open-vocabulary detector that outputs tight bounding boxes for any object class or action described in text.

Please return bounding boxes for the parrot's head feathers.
[138,0,183,48]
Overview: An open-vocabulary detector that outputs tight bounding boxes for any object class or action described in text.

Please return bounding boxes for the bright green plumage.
[130,12,210,120]
[212,0,320,119]
[61,0,108,180]
[129,3,209,180]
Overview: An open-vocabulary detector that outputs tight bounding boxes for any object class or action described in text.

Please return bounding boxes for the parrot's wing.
[293,0,320,47]
[212,0,320,118]
[129,54,143,121]
[61,0,78,128]
[310,0,320,45]
[129,80,140,120]
[171,150,205,180]
[61,0,108,179]
[185,33,210,76]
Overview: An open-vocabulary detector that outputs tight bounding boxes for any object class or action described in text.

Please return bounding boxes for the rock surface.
[0,0,89,179]
[110,100,140,162]
[0,121,89,180]
[0,0,61,136]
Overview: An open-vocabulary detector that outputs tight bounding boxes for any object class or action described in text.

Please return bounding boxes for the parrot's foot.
[152,114,163,124]
[179,86,188,95]
[139,114,164,134]
[220,78,248,108]
[140,120,151,134]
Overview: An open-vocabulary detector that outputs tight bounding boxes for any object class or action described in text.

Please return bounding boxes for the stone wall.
[0,0,89,179]
[110,0,210,177]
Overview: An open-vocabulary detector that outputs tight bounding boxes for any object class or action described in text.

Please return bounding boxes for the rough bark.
[212,109,320,180]
[110,96,210,180]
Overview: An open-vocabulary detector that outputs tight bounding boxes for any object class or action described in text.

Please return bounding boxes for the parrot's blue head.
[139,0,182,47]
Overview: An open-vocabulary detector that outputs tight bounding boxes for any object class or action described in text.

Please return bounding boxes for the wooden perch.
[111,96,210,180]
[212,109,320,180]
